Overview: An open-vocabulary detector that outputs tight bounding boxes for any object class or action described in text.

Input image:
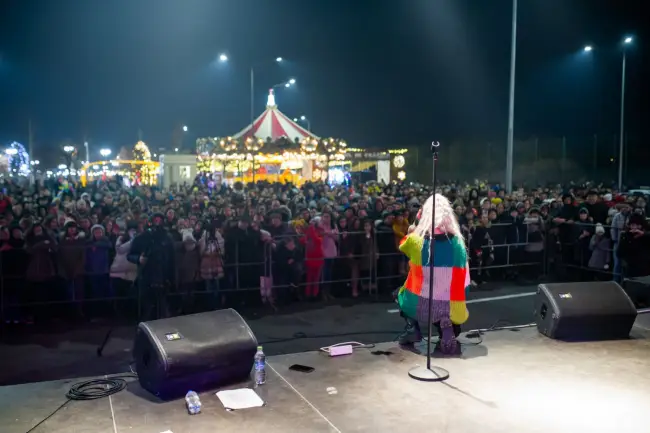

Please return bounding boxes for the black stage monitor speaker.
[133,308,258,399]
[535,282,637,341]
[623,276,650,306]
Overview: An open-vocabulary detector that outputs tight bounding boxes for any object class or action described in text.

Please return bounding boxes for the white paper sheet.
[216,388,265,410]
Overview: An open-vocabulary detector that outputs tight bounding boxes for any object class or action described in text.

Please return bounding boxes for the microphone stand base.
[408,365,450,382]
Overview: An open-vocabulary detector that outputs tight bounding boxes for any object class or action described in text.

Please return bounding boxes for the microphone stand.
[408,141,450,382]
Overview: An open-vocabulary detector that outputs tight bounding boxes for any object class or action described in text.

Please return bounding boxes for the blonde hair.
[415,193,465,251]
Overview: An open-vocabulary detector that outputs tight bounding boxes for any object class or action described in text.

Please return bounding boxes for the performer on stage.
[396,193,471,355]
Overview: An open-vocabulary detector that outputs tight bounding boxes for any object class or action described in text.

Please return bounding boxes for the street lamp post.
[219,54,284,136]
[219,53,293,184]
[100,148,112,158]
[618,37,633,191]
[584,37,633,190]
[505,0,518,194]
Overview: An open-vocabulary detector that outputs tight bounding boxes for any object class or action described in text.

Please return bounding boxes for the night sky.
[0,0,647,163]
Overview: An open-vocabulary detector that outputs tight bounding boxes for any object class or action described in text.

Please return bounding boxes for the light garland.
[245,136,265,152]
[220,137,239,152]
[300,137,318,153]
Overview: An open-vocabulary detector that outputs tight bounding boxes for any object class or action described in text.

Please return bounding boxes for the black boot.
[398,318,422,345]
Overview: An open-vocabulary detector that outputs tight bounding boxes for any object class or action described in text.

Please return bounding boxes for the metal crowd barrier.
[0,220,630,321]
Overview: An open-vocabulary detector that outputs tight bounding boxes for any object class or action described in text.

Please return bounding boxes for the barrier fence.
[0,221,636,322]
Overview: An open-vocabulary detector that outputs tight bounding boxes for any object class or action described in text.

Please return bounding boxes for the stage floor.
[3,317,650,433]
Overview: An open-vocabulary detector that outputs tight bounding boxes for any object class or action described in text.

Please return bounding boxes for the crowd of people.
[1,174,649,324]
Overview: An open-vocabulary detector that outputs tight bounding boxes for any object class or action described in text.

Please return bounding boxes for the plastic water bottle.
[254,346,266,386]
[185,390,202,415]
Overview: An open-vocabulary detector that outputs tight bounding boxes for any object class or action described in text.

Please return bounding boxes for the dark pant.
[138,282,170,322]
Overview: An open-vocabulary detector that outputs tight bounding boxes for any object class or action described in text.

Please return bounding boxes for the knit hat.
[595,223,605,235]
[181,229,195,243]
[90,224,105,235]
[63,218,77,228]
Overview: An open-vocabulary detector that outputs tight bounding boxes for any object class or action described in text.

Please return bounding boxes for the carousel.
[80,141,160,187]
[196,89,350,186]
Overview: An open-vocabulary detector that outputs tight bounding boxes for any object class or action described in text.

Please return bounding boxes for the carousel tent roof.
[233,90,319,142]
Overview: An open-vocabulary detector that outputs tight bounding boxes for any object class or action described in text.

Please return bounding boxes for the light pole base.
[408,365,449,382]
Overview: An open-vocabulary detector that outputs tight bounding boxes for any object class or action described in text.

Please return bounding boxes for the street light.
[289,78,296,85]
[219,53,228,62]
[174,148,179,152]
[5,148,18,156]
[182,125,188,132]
[581,36,635,190]
[100,148,111,158]
[294,115,311,131]
[505,0,518,193]
[276,57,283,62]
[63,145,75,153]
[618,36,634,191]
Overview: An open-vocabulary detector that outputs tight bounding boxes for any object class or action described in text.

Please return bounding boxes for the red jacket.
[302,225,324,267]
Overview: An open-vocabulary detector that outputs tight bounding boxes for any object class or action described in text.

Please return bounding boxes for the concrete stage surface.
[3,318,650,433]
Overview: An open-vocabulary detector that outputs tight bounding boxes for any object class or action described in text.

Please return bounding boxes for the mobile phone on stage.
[289,364,315,373]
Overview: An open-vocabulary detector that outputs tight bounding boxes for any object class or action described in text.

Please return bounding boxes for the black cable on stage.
[25,375,135,433]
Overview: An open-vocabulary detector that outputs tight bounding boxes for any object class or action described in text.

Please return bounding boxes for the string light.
[244,137,265,153]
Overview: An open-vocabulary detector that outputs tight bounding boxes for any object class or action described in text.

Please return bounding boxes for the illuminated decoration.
[393,155,405,168]
[388,148,409,155]
[245,136,265,152]
[220,137,239,152]
[397,170,406,181]
[133,141,151,161]
[231,89,317,143]
[4,141,30,176]
[131,141,157,185]
[194,88,351,186]
[79,159,160,186]
[301,138,319,153]
[328,167,346,185]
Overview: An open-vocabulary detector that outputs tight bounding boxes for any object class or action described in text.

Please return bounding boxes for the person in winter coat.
[588,223,611,279]
[617,214,650,278]
[25,224,57,321]
[357,218,378,293]
[1,225,29,323]
[175,229,201,314]
[127,213,176,321]
[57,220,87,312]
[199,225,225,309]
[273,236,304,302]
[85,225,113,314]
[109,222,138,300]
[302,217,324,299]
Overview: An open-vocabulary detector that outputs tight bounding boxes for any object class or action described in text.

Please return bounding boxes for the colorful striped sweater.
[397,233,470,325]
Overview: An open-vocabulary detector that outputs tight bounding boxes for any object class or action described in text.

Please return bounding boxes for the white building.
[159,154,197,189]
